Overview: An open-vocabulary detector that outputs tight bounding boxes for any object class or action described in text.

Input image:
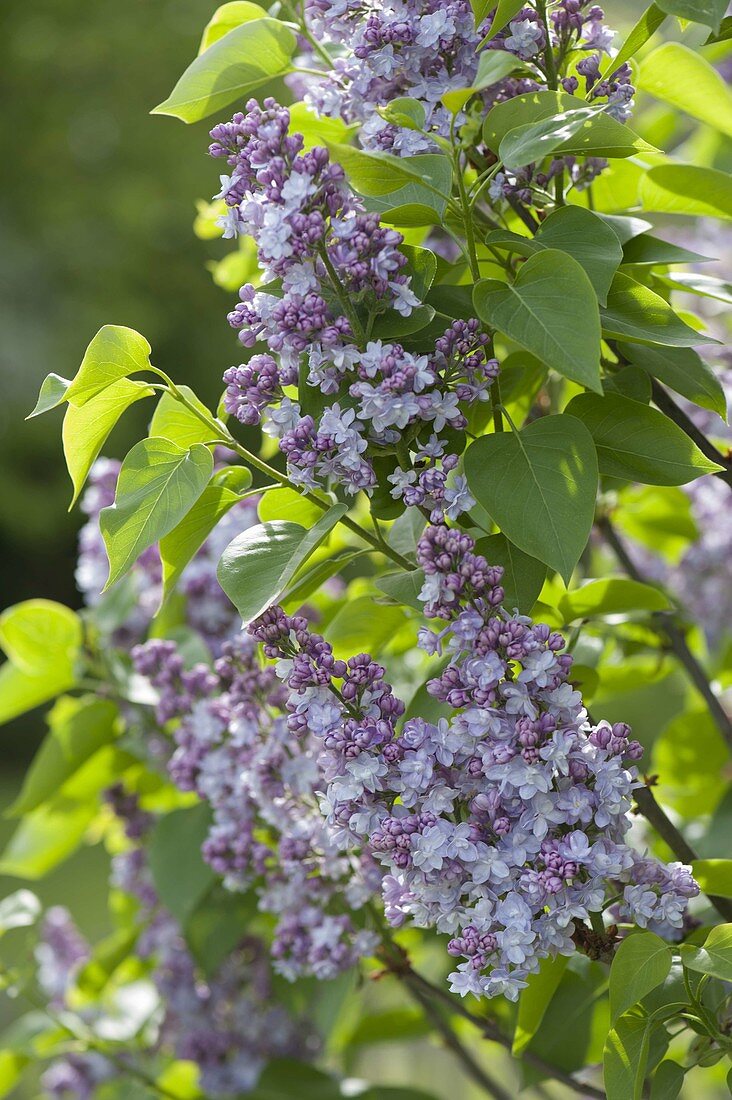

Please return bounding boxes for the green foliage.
[679,924,732,981]
[148,387,220,448]
[217,506,348,623]
[637,42,732,137]
[159,476,252,601]
[559,578,671,623]
[475,0,524,37]
[610,932,673,1022]
[198,2,267,54]
[6,2,732,1096]
[601,273,717,347]
[152,18,298,123]
[148,804,216,926]
[650,1061,685,1100]
[0,797,97,879]
[690,860,732,898]
[621,344,727,420]
[0,891,40,936]
[26,374,71,419]
[655,0,727,32]
[473,251,602,391]
[533,206,622,305]
[639,165,732,220]
[64,325,152,407]
[100,437,214,588]
[7,695,118,817]
[565,393,723,485]
[0,601,82,676]
[63,377,155,505]
[499,105,654,171]
[474,534,547,614]
[601,5,667,77]
[0,601,83,727]
[652,709,729,816]
[603,1013,651,1100]
[513,955,568,1055]
[464,415,598,582]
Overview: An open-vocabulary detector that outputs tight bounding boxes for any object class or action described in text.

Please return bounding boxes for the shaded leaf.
[217,505,348,624]
[559,578,670,623]
[464,415,598,583]
[148,805,216,925]
[656,0,727,32]
[610,932,673,1022]
[7,696,118,817]
[148,386,219,448]
[601,273,717,347]
[475,534,547,614]
[604,1014,651,1100]
[639,165,732,221]
[513,955,568,1055]
[100,438,214,588]
[473,250,602,392]
[500,104,653,170]
[153,18,297,122]
[621,343,727,420]
[566,393,723,485]
[159,481,251,600]
[690,860,732,899]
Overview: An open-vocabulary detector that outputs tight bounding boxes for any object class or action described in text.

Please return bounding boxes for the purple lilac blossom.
[302,2,630,156]
[211,102,498,504]
[250,524,696,1000]
[133,527,698,1001]
[131,635,381,982]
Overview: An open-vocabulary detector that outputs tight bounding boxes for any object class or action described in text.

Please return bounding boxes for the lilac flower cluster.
[76,457,258,648]
[131,635,380,982]
[39,789,311,1099]
[301,0,632,160]
[212,99,499,504]
[246,526,698,1001]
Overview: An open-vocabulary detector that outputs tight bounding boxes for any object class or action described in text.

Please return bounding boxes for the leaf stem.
[318,243,368,345]
[454,150,481,282]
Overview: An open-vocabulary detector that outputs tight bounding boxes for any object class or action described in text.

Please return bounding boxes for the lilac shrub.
[7,1,732,1096]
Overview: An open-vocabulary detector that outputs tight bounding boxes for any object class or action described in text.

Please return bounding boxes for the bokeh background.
[0,0,250,1066]
[2,2,728,1097]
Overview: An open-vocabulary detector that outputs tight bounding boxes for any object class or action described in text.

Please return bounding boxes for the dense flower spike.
[254,526,695,1000]
[132,633,379,982]
[130,523,697,1002]
[12,2,732,1094]
[303,1,632,155]
[212,99,499,501]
